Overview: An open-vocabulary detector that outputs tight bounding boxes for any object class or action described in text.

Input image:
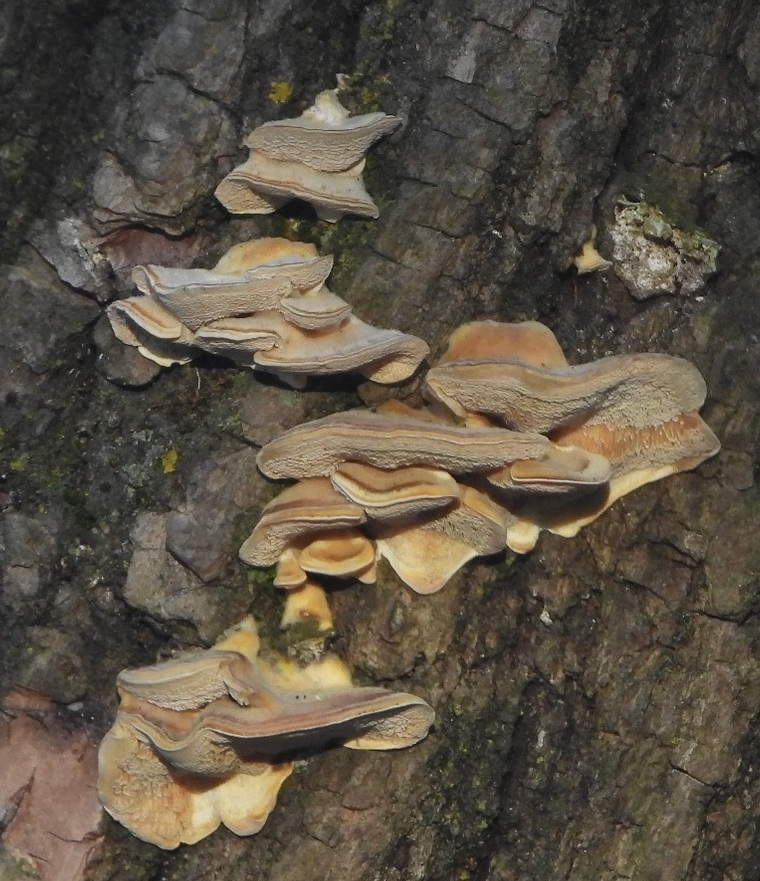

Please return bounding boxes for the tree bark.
[2,1,759,879]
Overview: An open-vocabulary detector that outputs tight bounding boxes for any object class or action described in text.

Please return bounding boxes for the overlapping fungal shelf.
[99,84,722,852]
[98,89,440,851]
[241,320,720,610]
[215,89,402,222]
[106,237,429,386]
[424,320,720,513]
[98,617,434,849]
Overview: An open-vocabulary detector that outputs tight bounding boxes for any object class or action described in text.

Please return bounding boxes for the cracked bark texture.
[1,0,759,879]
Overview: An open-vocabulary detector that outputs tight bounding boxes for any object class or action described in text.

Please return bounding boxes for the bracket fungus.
[223,310,430,386]
[424,319,720,532]
[95,72,724,857]
[372,484,510,594]
[107,295,196,367]
[215,89,402,222]
[255,407,604,480]
[239,477,368,568]
[106,236,429,385]
[279,577,335,632]
[245,400,615,595]
[331,462,461,522]
[572,225,612,274]
[98,617,434,849]
[242,319,719,599]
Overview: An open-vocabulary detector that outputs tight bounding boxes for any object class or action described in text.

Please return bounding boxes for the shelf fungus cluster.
[97,74,723,853]
[215,89,402,222]
[98,617,434,849]
[242,320,719,603]
[106,237,428,386]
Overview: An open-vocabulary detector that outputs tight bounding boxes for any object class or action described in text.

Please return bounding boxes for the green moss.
[310,215,378,290]
[610,171,701,232]
[678,226,720,254]
[281,620,334,645]
[9,455,27,472]
[245,567,276,592]
[0,132,38,166]
[242,568,283,635]
[372,0,401,47]
[357,78,392,112]
[344,0,404,113]
[0,843,41,879]
[62,485,86,508]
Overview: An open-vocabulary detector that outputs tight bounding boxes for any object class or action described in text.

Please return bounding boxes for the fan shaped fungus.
[106,237,429,384]
[424,319,720,532]
[215,89,402,222]
[98,617,434,849]
[246,400,614,594]
[255,408,601,480]
[242,319,719,599]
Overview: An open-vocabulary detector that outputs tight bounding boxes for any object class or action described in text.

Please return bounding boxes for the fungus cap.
[131,264,293,331]
[134,688,435,756]
[97,716,293,849]
[574,240,612,274]
[117,649,260,711]
[425,319,720,543]
[215,152,380,222]
[374,485,508,593]
[573,226,612,274]
[279,578,334,632]
[107,297,194,366]
[437,319,569,370]
[293,528,378,579]
[426,320,710,434]
[112,659,434,761]
[331,461,460,522]
[213,237,321,273]
[552,411,720,504]
[249,314,429,383]
[212,177,285,214]
[427,347,719,503]
[239,477,367,567]
[278,289,353,330]
[245,89,402,173]
[273,547,308,588]
[99,619,434,847]
[485,445,611,493]
[191,316,281,360]
[256,408,568,479]
[129,242,334,332]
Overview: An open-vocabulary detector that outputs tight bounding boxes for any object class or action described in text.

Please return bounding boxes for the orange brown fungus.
[106,236,428,385]
[215,89,402,222]
[438,319,569,369]
[97,617,434,849]
[242,319,719,599]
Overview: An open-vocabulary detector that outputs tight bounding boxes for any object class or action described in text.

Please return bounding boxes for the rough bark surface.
[1,1,759,879]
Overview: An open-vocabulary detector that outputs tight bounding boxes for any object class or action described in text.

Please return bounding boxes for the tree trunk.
[1,1,759,879]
